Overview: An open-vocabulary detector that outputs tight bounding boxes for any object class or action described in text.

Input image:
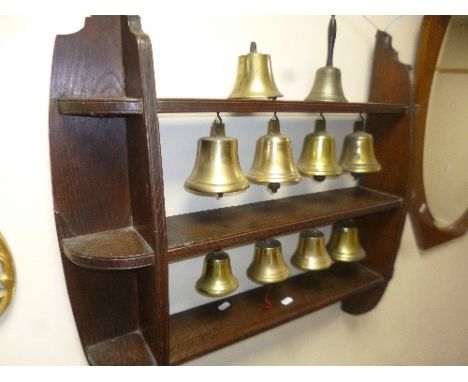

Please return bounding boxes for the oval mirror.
[410,16,468,249]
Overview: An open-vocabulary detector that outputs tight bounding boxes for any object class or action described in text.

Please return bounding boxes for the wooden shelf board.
[63,226,154,270]
[167,186,402,262]
[156,98,408,114]
[169,263,383,365]
[56,97,143,116]
[86,330,157,366]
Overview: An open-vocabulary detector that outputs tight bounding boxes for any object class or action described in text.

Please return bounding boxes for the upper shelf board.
[56,97,409,116]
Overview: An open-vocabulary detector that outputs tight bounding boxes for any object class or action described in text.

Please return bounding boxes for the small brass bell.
[327,220,366,262]
[339,115,382,176]
[296,116,343,182]
[247,239,290,284]
[305,16,347,102]
[196,251,239,297]
[291,229,334,271]
[185,117,249,197]
[228,41,283,99]
[247,116,301,192]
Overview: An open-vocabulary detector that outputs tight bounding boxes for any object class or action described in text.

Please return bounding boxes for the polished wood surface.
[167,187,402,262]
[409,16,468,249]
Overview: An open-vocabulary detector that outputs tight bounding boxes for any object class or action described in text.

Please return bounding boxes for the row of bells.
[196,221,366,297]
[228,41,347,103]
[185,115,381,196]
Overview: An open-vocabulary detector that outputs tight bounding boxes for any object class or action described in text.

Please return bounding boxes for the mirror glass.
[423,16,468,228]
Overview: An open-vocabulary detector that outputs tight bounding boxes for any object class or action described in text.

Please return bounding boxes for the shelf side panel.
[121,16,170,366]
[343,30,413,315]
[49,16,139,354]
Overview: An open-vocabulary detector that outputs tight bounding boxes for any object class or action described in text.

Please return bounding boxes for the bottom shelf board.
[169,263,383,365]
[86,330,157,366]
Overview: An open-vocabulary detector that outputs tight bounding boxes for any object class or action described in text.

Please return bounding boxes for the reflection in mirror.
[423,16,468,228]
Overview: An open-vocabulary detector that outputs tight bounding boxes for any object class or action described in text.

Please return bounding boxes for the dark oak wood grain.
[87,330,156,365]
[63,227,154,270]
[155,98,408,114]
[170,263,383,365]
[409,16,468,249]
[57,97,143,116]
[167,186,402,262]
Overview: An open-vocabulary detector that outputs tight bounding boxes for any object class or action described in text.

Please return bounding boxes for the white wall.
[1,15,467,366]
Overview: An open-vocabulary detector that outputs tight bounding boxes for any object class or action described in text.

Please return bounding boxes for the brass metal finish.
[247,118,301,190]
[291,229,334,271]
[185,120,249,196]
[305,17,348,102]
[305,66,348,102]
[228,42,283,99]
[195,251,239,297]
[296,118,342,179]
[339,118,381,174]
[0,232,16,316]
[247,239,290,284]
[327,221,366,262]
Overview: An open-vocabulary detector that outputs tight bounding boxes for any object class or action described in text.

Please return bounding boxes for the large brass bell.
[296,115,343,182]
[185,117,249,197]
[327,220,366,262]
[305,16,347,102]
[339,115,381,176]
[291,229,334,271]
[228,41,283,99]
[247,239,290,284]
[247,116,301,192]
[196,251,239,297]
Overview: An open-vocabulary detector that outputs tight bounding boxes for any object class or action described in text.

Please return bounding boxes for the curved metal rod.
[0,233,16,316]
[216,112,223,124]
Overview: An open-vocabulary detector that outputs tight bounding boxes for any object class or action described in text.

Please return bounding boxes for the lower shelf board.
[169,263,383,365]
[86,330,157,366]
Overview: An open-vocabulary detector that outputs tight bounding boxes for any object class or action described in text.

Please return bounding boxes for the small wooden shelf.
[56,97,143,116]
[169,263,383,365]
[167,186,402,262]
[86,330,157,366]
[156,98,409,114]
[63,227,154,270]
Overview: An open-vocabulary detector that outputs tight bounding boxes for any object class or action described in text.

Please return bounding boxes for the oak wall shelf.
[49,16,413,365]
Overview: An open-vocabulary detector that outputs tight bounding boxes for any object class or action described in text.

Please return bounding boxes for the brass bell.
[339,115,382,176]
[291,229,334,271]
[327,220,366,262]
[247,239,290,284]
[305,16,347,102]
[247,116,301,192]
[296,116,343,182]
[185,117,249,197]
[228,41,283,99]
[195,251,239,297]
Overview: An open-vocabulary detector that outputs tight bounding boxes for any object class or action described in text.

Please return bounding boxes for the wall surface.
[0,15,467,366]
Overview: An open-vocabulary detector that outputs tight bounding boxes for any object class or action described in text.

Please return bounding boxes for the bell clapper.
[351,173,361,180]
[217,193,224,199]
[313,175,326,182]
[263,285,273,310]
[268,182,281,193]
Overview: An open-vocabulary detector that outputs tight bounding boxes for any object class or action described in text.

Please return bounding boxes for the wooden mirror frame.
[410,15,468,249]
